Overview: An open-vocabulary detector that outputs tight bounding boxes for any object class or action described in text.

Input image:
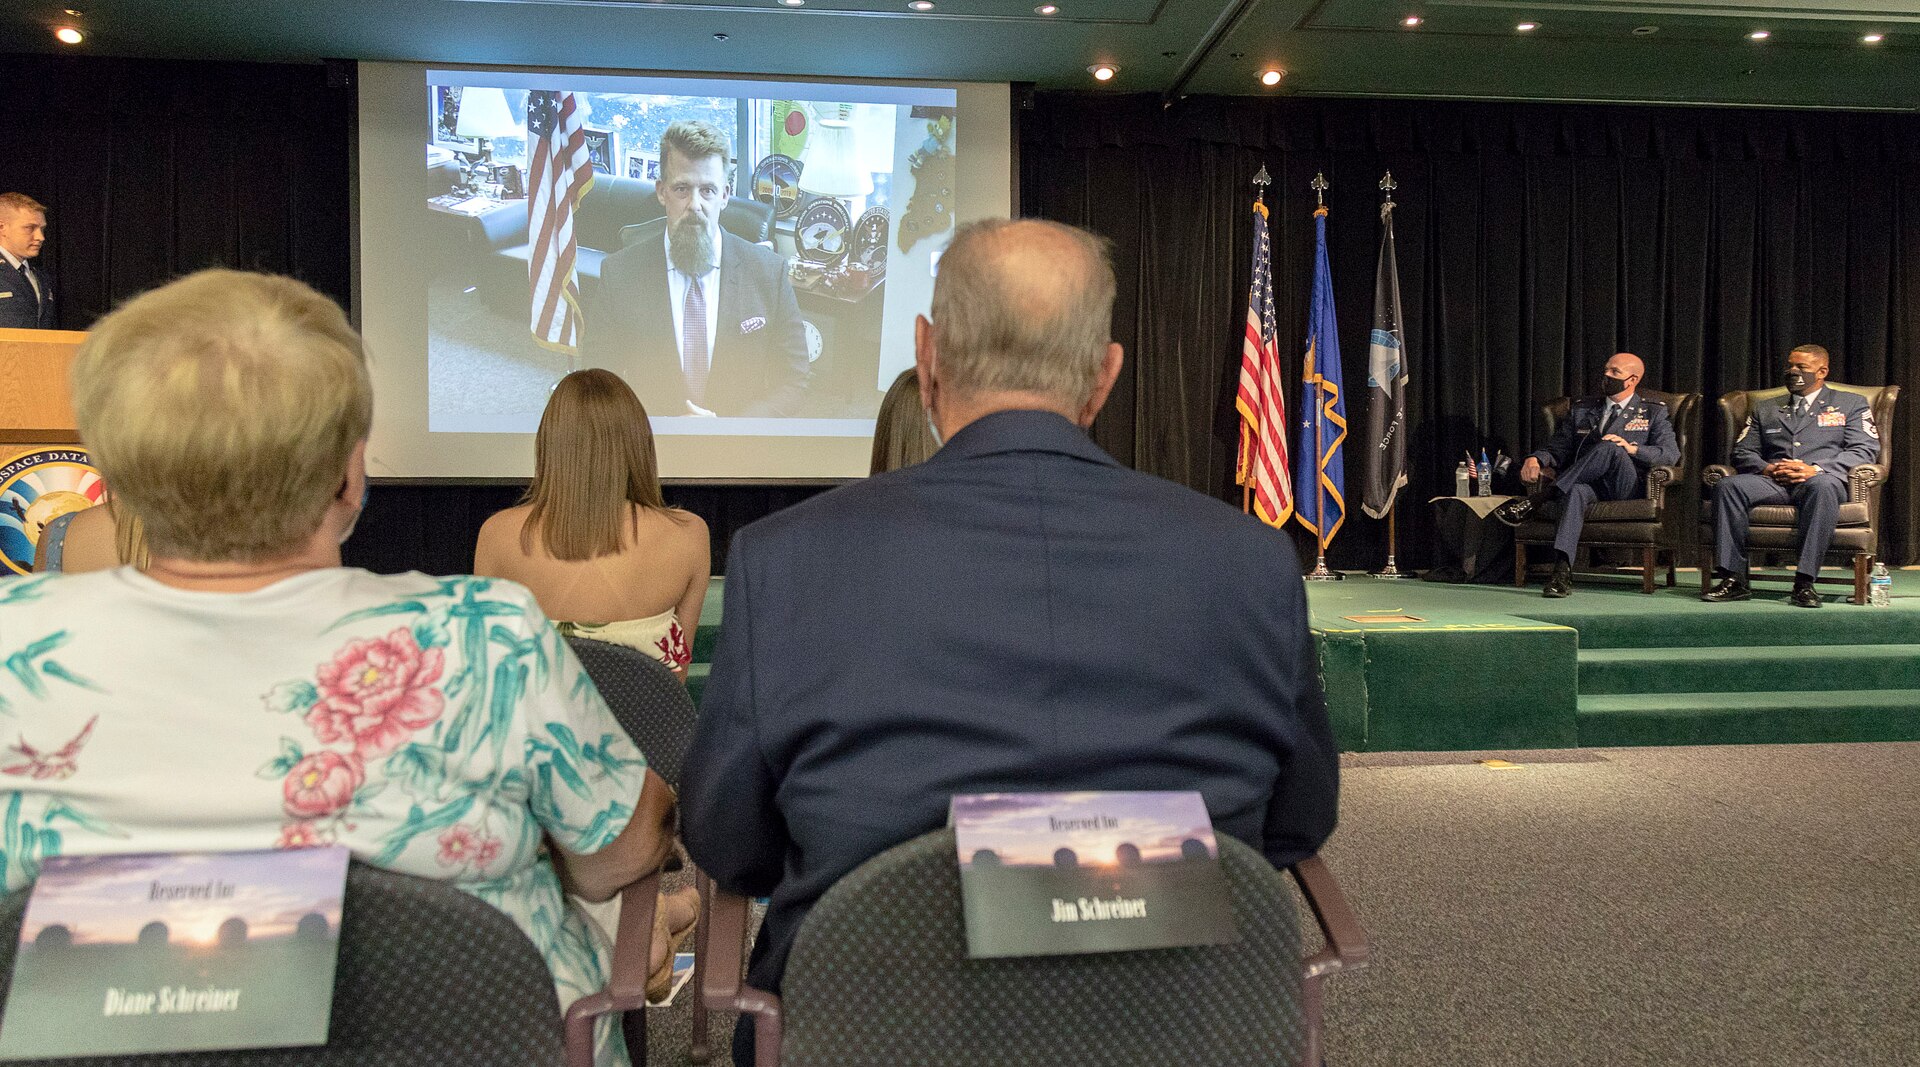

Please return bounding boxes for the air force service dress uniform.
[1712,388,1879,577]
[0,254,53,330]
[1529,395,1680,562]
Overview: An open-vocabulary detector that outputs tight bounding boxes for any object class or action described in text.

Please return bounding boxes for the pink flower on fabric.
[277,821,333,849]
[282,751,364,819]
[473,835,503,872]
[437,825,476,867]
[306,628,446,759]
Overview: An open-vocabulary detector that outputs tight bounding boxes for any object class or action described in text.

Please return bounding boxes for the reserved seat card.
[951,792,1239,959]
[0,848,349,1059]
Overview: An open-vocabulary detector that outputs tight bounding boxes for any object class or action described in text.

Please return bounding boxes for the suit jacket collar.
[931,409,1119,468]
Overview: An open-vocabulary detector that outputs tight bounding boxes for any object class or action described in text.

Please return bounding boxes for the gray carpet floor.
[638,741,1920,1065]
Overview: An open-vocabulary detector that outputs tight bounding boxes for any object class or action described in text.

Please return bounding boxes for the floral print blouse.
[0,568,649,1053]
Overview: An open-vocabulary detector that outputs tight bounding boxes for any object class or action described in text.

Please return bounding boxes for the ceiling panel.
[2,0,1916,106]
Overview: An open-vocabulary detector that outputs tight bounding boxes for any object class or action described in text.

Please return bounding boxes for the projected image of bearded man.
[585,120,810,417]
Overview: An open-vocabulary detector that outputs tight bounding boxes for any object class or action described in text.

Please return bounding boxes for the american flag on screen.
[526,90,595,353]
[1235,196,1294,527]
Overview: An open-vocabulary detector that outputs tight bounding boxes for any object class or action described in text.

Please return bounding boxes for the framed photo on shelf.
[625,151,661,182]
[582,127,617,175]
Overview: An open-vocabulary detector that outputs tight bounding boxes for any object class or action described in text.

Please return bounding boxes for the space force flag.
[1361,189,1408,519]
[1293,205,1348,545]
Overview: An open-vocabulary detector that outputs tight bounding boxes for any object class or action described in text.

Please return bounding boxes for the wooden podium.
[0,328,86,446]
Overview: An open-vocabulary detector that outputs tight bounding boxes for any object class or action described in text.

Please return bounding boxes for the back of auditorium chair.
[754,829,1366,1067]
[0,861,565,1066]
[565,637,698,790]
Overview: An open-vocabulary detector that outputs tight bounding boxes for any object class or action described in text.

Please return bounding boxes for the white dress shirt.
[1,246,41,304]
[664,229,722,376]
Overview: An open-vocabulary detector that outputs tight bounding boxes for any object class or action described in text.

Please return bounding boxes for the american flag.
[1235,198,1294,527]
[526,90,595,352]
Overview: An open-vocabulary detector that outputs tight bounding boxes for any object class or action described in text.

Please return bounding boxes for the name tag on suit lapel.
[1817,409,1846,428]
[1625,417,1650,432]
[0,291,12,299]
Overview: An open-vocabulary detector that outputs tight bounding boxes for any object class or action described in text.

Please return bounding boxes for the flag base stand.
[1304,556,1345,582]
[1371,555,1415,580]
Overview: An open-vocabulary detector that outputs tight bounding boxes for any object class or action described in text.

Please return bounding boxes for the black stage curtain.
[0,53,352,324]
[1023,93,1920,569]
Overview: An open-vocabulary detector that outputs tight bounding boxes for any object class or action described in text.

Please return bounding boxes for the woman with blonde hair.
[475,369,710,679]
[33,498,148,573]
[0,270,674,1066]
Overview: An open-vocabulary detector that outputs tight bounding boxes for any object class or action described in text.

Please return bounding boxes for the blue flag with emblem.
[1294,205,1348,547]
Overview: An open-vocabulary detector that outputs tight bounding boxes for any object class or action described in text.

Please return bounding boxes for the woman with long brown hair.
[474,369,710,678]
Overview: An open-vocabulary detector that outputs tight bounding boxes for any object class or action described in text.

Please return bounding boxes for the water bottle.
[1869,562,1892,607]
[1478,448,1493,497]
[1455,462,1471,497]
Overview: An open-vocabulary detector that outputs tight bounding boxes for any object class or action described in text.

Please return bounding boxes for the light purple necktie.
[683,276,709,406]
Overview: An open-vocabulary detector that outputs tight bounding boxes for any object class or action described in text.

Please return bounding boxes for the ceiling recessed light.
[1035,3,1058,12]
[53,26,83,44]
[1516,22,1538,32]
[1401,15,1422,27]
[63,7,84,15]
[712,31,729,40]
[1259,68,1285,87]
[908,0,934,9]
[779,0,804,6]
[1863,33,1884,44]
[1088,63,1118,82]
[1631,26,1658,36]
[1748,30,1770,41]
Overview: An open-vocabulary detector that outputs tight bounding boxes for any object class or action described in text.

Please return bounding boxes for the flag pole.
[1375,502,1413,579]
[1242,165,1271,519]
[1303,172,1342,582]
[1370,170,1413,580]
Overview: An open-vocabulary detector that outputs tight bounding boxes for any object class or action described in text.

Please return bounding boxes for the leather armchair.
[1699,382,1899,604]
[1513,388,1703,594]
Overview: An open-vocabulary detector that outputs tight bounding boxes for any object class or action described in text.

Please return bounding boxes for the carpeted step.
[1577,689,1920,747]
[686,662,710,708]
[1520,606,1920,650]
[1578,645,1920,695]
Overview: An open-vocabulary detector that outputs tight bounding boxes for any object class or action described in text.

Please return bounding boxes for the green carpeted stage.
[687,570,1920,752]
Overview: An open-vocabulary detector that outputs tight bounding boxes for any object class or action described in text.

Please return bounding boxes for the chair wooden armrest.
[699,885,784,1067]
[1702,463,1735,487]
[1849,462,1885,501]
[1290,854,1370,981]
[563,870,661,1067]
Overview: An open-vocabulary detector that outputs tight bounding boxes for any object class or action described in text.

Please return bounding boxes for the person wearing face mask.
[583,120,809,418]
[1704,344,1880,608]
[1493,352,1679,597]
[681,220,1338,1064]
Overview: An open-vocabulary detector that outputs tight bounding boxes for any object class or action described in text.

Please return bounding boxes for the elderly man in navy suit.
[681,219,1338,1058]
[583,120,808,417]
[1494,352,1679,597]
[1704,344,1880,608]
[0,193,53,330]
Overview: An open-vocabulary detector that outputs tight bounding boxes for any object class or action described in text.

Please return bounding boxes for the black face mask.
[1783,370,1812,394]
[1601,375,1630,397]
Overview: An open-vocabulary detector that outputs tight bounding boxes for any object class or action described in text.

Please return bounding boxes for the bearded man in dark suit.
[583,121,808,417]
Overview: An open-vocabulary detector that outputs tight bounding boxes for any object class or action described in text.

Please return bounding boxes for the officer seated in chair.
[1494,352,1678,598]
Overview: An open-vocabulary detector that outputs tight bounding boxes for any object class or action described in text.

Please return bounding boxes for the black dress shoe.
[1542,563,1572,599]
[1788,585,1823,609]
[1702,576,1752,603]
[1492,497,1536,528]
